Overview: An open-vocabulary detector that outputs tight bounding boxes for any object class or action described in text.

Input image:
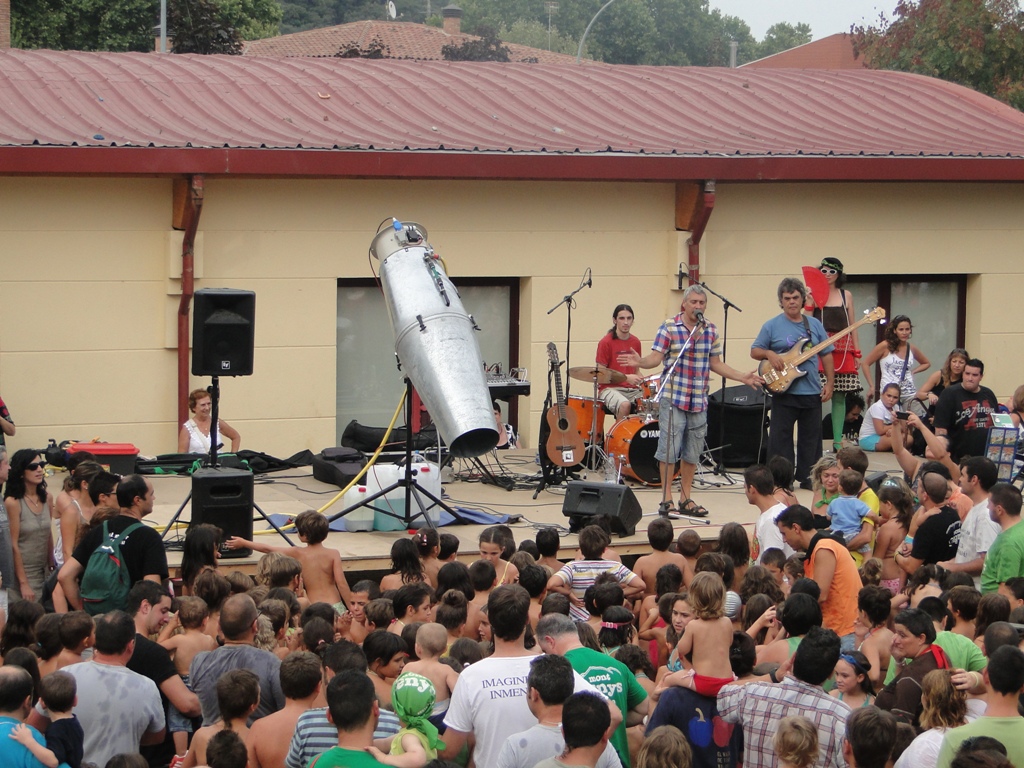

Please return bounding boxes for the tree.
[12,0,279,50]
[851,0,1024,110]
[220,0,282,39]
[755,21,812,60]
[170,0,243,52]
[442,25,512,60]
[500,18,579,55]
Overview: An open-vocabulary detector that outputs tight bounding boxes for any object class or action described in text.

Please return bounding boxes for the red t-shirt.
[596,333,641,391]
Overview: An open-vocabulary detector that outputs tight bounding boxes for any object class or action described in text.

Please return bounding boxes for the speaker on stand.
[191,467,255,559]
[192,288,256,377]
[161,288,295,551]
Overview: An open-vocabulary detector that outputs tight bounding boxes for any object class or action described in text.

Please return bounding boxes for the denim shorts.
[167,674,194,734]
[654,406,707,466]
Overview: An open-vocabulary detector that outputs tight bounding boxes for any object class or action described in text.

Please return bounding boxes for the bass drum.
[604,416,678,486]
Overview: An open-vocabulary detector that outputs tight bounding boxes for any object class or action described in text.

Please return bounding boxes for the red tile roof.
[2,51,1024,181]
[243,20,582,65]
[742,34,867,70]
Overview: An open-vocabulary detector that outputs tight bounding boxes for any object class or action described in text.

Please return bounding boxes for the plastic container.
[364,462,443,531]
[340,485,374,532]
[67,442,139,475]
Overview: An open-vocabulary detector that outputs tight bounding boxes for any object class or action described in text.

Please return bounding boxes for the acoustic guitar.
[545,342,585,466]
[759,307,886,394]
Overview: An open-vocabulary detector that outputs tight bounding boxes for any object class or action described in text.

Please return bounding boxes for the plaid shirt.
[718,678,850,768]
[651,314,722,412]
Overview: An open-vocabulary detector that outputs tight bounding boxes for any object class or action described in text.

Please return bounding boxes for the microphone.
[695,311,706,326]
[584,268,592,289]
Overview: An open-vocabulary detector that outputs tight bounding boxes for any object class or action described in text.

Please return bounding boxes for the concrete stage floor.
[148,448,902,579]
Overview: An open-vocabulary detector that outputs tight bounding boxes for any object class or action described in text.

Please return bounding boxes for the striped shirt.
[651,314,721,412]
[286,706,401,768]
[552,560,640,622]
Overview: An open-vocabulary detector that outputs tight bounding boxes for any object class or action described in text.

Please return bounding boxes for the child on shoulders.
[660,572,735,697]
[401,623,459,728]
[828,469,873,564]
[10,671,85,768]
[157,596,219,761]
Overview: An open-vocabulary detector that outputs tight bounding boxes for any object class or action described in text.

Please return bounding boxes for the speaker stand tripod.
[161,376,295,553]
[328,378,470,529]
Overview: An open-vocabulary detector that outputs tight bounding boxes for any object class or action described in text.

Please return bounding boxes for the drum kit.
[565,364,677,486]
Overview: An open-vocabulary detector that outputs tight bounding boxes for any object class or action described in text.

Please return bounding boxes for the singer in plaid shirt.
[717,627,850,768]
[618,285,761,517]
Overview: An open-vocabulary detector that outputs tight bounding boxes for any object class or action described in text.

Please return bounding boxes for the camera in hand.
[896,411,910,421]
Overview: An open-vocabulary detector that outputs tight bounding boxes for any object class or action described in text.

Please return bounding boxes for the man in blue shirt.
[752,278,834,489]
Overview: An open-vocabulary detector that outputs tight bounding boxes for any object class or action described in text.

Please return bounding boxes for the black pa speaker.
[191,467,254,558]
[561,481,643,538]
[192,288,255,377]
[706,385,770,467]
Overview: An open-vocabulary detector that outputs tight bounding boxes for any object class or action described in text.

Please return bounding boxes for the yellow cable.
[252,389,408,534]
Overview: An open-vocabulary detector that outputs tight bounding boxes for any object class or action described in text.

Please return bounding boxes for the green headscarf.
[391,672,445,753]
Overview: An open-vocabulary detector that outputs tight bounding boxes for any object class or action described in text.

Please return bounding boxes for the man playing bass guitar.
[751,277,834,490]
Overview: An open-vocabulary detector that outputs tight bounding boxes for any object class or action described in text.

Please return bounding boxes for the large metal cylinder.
[371,221,498,458]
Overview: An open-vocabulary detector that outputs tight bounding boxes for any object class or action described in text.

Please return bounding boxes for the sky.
[710,0,894,40]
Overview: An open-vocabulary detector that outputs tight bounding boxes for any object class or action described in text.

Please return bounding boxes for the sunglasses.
[820,267,838,275]
[26,461,46,471]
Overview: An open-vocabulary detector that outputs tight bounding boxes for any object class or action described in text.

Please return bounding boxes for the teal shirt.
[564,646,647,768]
[312,746,391,768]
[980,520,1024,593]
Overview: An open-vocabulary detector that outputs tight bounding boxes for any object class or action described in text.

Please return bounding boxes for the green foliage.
[442,24,512,60]
[499,18,578,55]
[13,0,159,51]
[754,21,812,60]
[851,0,1024,110]
[12,0,279,49]
[220,0,282,39]
[170,0,243,53]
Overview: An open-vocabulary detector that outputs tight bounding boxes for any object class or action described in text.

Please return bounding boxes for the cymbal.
[567,365,626,385]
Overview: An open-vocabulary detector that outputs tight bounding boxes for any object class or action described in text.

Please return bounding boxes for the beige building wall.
[1,176,1021,459]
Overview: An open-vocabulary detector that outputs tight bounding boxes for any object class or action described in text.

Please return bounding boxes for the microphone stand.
[699,281,743,479]
[546,270,591,395]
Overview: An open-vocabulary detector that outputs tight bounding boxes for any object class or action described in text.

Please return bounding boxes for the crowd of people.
[0,443,1022,768]
[1,262,1023,768]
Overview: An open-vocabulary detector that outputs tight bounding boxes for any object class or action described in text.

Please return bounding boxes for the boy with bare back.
[182,668,260,768]
[633,518,691,597]
[401,623,459,724]
[659,571,735,697]
[246,651,323,768]
[159,595,219,759]
[227,509,353,613]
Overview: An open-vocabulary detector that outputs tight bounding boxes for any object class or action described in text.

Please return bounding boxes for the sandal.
[658,500,678,517]
[680,498,709,517]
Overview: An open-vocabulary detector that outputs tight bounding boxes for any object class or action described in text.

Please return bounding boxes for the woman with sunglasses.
[809,257,862,453]
[3,449,55,602]
[861,314,930,411]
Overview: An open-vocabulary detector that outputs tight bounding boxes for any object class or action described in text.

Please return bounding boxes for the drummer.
[596,304,645,421]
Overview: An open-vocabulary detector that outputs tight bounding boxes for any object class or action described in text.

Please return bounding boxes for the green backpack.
[80,520,143,616]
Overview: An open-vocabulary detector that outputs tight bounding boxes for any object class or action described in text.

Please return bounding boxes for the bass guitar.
[759,307,886,394]
[544,342,585,466]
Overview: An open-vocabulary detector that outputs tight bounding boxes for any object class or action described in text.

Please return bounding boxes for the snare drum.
[604,416,679,485]
[566,395,605,442]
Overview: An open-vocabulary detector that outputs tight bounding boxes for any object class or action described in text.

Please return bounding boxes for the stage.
[148,448,902,581]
